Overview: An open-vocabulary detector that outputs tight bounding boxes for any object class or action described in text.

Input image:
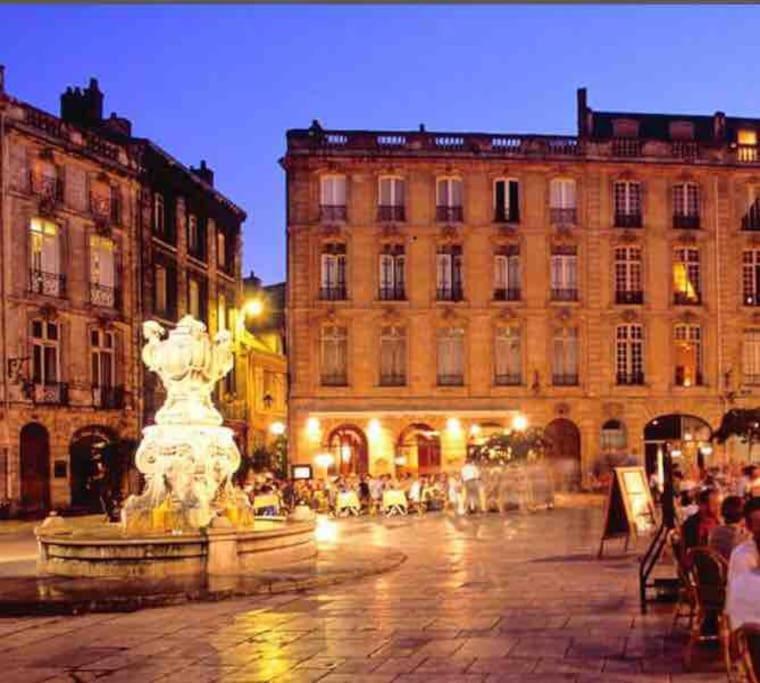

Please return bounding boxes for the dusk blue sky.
[2,5,759,283]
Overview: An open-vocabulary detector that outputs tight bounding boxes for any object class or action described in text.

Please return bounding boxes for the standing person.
[461,459,482,513]
[369,475,383,515]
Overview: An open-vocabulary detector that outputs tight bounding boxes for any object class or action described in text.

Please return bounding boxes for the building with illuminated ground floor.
[283,90,760,487]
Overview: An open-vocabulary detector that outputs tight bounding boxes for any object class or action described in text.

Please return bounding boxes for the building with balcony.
[284,91,760,486]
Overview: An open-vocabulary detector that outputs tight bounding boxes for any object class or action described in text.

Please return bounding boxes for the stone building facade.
[0,70,142,511]
[284,90,760,485]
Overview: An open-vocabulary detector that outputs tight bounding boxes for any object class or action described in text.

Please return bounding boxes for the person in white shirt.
[726,497,760,630]
[461,460,482,513]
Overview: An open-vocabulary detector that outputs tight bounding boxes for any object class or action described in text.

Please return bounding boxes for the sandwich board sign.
[598,466,657,558]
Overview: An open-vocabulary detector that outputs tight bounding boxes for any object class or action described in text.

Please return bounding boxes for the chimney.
[192,160,214,187]
[713,111,726,143]
[102,112,132,138]
[577,87,589,138]
[60,76,104,128]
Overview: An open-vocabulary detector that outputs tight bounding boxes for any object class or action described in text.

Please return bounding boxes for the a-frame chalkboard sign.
[598,466,657,558]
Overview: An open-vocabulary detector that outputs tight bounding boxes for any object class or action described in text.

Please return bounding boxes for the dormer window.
[612,119,639,139]
[669,121,695,141]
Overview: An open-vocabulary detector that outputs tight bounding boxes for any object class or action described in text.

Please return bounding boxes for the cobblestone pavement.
[0,508,725,682]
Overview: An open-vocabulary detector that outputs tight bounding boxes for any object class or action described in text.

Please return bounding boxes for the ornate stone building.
[0,69,247,512]
[284,90,760,485]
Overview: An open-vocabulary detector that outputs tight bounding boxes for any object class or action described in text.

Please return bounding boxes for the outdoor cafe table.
[336,490,360,513]
[252,494,280,514]
[383,490,407,510]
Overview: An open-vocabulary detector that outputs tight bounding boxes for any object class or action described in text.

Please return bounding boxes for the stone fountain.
[36,316,315,579]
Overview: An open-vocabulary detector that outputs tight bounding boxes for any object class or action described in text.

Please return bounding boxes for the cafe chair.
[735,622,760,683]
[669,529,697,636]
[683,546,728,670]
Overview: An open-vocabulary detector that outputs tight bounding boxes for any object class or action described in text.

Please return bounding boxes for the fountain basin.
[36,518,316,579]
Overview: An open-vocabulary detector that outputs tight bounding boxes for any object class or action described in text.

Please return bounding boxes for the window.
[669,121,695,141]
[154,264,167,315]
[188,278,201,320]
[29,218,63,296]
[321,325,348,386]
[436,244,463,301]
[89,235,116,307]
[552,328,578,385]
[615,324,644,385]
[217,230,228,269]
[31,319,59,385]
[614,246,643,304]
[613,181,642,227]
[674,324,702,387]
[494,179,520,223]
[494,326,521,385]
[437,327,464,386]
[320,243,347,300]
[379,244,405,300]
[436,177,463,222]
[153,193,165,234]
[673,248,701,305]
[739,130,759,162]
[673,183,700,229]
[378,176,405,221]
[494,245,520,301]
[90,329,115,389]
[743,187,760,230]
[744,250,760,306]
[743,330,760,386]
[187,214,199,256]
[601,420,627,451]
[320,175,347,221]
[612,119,639,138]
[551,246,578,301]
[379,326,406,386]
[549,178,577,224]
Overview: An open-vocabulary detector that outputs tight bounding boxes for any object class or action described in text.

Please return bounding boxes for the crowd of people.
[242,460,557,517]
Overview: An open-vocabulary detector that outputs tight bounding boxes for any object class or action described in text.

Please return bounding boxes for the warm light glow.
[306,417,320,439]
[671,449,683,458]
[314,452,334,470]
[394,454,407,466]
[447,417,462,435]
[269,421,286,436]
[739,129,758,146]
[469,424,481,436]
[341,444,352,463]
[243,298,264,317]
[315,515,339,544]
[701,444,713,456]
[512,414,528,432]
[368,418,381,439]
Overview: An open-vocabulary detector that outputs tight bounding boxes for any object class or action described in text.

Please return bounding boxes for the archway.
[398,423,442,475]
[643,413,712,478]
[326,424,368,476]
[19,423,50,511]
[544,418,581,490]
[69,426,118,512]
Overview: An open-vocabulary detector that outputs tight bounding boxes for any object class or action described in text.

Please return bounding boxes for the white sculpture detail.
[123,316,252,533]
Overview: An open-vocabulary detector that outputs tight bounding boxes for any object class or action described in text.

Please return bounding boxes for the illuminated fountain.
[36,316,315,579]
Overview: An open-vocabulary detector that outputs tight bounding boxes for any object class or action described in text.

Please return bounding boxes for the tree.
[712,408,760,461]
[469,427,549,465]
[248,435,289,478]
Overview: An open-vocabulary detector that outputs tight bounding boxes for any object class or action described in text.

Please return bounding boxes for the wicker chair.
[669,529,697,635]
[683,546,728,670]
[735,622,760,683]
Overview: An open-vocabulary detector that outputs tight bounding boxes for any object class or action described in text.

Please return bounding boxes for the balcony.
[319,285,347,301]
[615,290,644,305]
[436,284,464,302]
[321,373,348,387]
[550,207,577,225]
[436,206,463,223]
[494,373,522,386]
[377,205,405,222]
[494,207,520,224]
[32,382,68,405]
[437,374,464,387]
[612,138,642,157]
[379,373,406,387]
[673,291,701,306]
[89,282,120,309]
[673,213,700,230]
[493,287,521,302]
[320,204,347,222]
[378,285,406,301]
[29,269,66,298]
[675,368,703,387]
[614,213,642,229]
[616,372,645,386]
[551,288,578,302]
[92,385,125,409]
[29,171,63,203]
[744,292,760,307]
[552,374,579,386]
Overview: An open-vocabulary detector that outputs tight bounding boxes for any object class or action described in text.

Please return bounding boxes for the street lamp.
[243,298,264,318]
[512,414,528,432]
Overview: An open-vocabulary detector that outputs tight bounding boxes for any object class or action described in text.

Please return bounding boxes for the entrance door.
[544,418,581,490]
[417,433,441,475]
[19,423,50,510]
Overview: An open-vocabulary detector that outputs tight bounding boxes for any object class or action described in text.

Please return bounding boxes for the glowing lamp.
[469,424,481,437]
[269,421,286,436]
[244,299,264,317]
[368,418,381,439]
[314,452,334,470]
[306,417,320,438]
[446,417,461,435]
[512,414,528,432]
[394,454,407,466]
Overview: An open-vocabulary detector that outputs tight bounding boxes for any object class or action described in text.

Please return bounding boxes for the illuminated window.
[494,326,521,385]
[739,130,758,146]
[674,324,702,387]
[321,325,348,386]
[673,248,701,304]
[217,230,227,269]
[437,327,464,386]
[89,235,116,307]
[379,326,406,386]
[615,324,644,385]
[29,218,62,296]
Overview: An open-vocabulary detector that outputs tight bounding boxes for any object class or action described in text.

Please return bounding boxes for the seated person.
[727,497,760,630]
[682,488,720,551]
[710,495,750,561]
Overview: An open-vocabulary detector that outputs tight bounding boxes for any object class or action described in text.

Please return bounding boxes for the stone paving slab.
[0,508,728,681]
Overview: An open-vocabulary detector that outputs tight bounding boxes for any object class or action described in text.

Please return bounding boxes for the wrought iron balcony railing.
[616,372,645,386]
[29,171,63,202]
[89,282,120,309]
[29,269,66,298]
[435,205,463,223]
[494,373,522,386]
[614,213,642,228]
[615,290,644,305]
[744,292,760,307]
[321,373,348,387]
[673,291,702,306]
[319,285,348,301]
[378,285,406,301]
[675,369,704,387]
[377,205,405,222]
[494,207,520,224]
[673,213,700,230]
[436,284,464,302]
[32,382,69,405]
[493,287,521,302]
[379,373,406,387]
[437,374,464,386]
[551,287,578,302]
[552,373,579,386]
[92,385,125,409]
[320,204,347,222]
[550,207,577,225]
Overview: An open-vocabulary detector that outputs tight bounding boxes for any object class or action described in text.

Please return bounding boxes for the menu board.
[598,466,657,558]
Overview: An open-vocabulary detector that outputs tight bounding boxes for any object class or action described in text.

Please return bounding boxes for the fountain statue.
[122,315,254,533]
